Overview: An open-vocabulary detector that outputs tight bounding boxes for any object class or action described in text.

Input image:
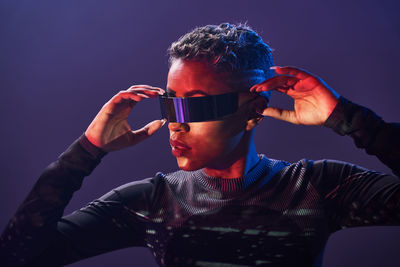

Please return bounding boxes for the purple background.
[1,0,399,266]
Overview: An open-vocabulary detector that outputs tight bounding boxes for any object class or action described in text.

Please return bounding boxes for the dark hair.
[168,23,274,77]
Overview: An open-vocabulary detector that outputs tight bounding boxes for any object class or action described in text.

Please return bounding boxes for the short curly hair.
[168,23,274,77]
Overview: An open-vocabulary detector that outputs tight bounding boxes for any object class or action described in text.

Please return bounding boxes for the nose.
[168,121,190,132]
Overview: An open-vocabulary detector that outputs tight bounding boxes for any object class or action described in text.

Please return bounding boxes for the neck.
[203,134,260,179]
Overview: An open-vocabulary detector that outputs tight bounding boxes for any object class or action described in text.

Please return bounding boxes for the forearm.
[0,134,107,265]
[324,96,400,176]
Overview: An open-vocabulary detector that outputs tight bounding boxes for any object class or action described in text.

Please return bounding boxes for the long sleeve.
[321,96,400,229]
[0,134,147,266]
[324,96,400,176]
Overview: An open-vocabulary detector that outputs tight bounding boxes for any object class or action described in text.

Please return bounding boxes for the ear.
[245,96,269,131]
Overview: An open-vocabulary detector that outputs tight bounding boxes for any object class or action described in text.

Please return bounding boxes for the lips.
[170,139,192,150]
[170,139,191,157]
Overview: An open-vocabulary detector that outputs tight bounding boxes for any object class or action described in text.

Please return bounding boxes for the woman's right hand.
[84,85,166,152]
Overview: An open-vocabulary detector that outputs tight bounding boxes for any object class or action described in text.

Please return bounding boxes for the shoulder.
[266,157,313,180]
[265,157,371,189]
[286,158,383,198]
[96,169,199,206]
[98,172,167,208]
[279,158,370,177]
[310,159,371,179]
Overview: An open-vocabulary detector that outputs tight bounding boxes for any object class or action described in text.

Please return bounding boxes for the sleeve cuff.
[323,96,353,135]
[78,133,108,159]
[323,96,384,148]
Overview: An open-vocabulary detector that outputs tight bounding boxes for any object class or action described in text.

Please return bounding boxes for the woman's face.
[167,59,258,171]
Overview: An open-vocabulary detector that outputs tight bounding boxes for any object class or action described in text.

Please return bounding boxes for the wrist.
[79,133,108,159]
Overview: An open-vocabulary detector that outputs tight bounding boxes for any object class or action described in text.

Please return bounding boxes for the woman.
[1,23,399,267]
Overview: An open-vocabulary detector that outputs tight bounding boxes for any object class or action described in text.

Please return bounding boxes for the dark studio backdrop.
[1,0,399,266]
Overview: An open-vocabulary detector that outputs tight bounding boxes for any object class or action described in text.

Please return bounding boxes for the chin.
[175,156,204,171]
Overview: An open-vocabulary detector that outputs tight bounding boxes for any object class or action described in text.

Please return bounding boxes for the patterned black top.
[1,96,399,266]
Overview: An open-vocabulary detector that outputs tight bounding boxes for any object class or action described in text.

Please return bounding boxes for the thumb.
[145,118,168,136]
[131,118,167,143]
[257,107,299,124]
[102,119,167,151]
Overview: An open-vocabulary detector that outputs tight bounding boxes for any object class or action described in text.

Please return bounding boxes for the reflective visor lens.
[159,92,239,123]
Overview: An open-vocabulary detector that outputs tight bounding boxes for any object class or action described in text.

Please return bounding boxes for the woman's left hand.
[250,66,340,125]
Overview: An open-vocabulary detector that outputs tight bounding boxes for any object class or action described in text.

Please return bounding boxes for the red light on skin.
[170,139,192,157]
[171,146,190,157]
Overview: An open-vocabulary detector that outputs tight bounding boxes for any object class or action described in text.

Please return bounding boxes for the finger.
[128,85,165,94]
[250,75,299,93]
[130,119,167,145]
[135,93,150,98]
[105,90,157,114]
[271,66,311,80]
[128,84,162,90]
[257,107,299,124]
[117,87,165,101]
[127,89,159,98]
[128,86,164,93]
[113,91,149,103]
[128,90,163,98]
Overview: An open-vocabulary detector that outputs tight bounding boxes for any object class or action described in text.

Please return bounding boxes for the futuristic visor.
[159,92,239,123]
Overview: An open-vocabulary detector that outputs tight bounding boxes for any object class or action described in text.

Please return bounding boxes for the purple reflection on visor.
[159,92,239,123]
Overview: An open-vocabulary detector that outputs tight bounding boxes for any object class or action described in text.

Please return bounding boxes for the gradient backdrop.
[1,0,399,266]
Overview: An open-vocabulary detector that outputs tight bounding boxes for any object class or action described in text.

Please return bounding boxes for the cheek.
[171,120,246,170]
[189,120,244,154]
[189,123,222,149]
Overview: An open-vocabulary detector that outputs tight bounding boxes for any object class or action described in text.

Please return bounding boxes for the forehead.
[167,59,234,97]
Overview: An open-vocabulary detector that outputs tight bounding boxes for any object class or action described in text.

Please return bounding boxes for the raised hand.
[84,85,166,152]
[250,66,340,125]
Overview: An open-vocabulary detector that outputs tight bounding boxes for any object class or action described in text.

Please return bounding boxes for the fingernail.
[160,118,167,125]
[270,66,279,69]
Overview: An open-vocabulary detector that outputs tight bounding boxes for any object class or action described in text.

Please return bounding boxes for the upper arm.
[312,159,400,230]
[24,179,157,266]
